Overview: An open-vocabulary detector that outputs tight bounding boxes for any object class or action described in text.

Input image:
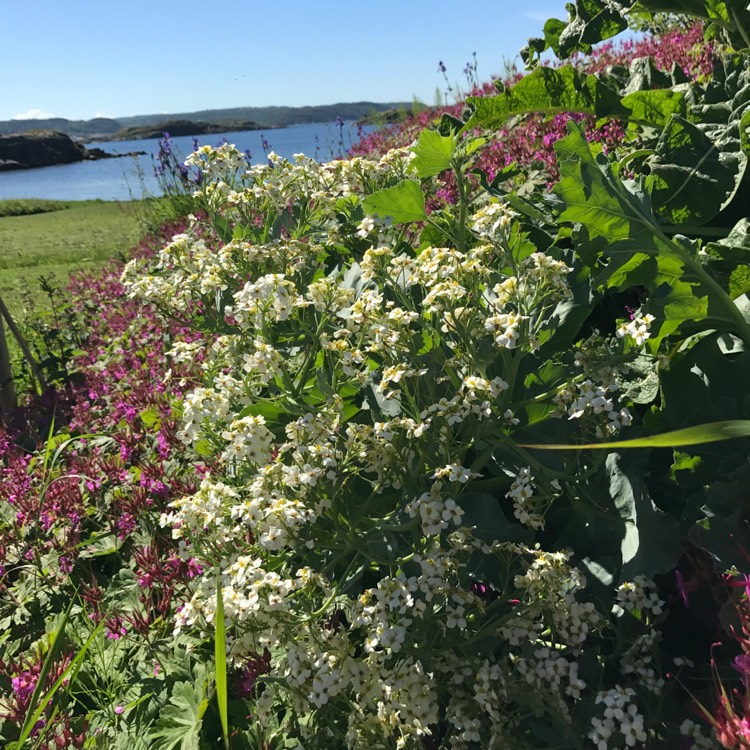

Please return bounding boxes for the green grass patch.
[0,200,143,320]
[0,198,82,218]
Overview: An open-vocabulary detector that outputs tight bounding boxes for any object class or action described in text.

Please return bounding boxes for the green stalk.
[215,576,230,750]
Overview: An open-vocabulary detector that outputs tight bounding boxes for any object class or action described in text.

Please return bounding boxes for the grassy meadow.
[0,199,144,319]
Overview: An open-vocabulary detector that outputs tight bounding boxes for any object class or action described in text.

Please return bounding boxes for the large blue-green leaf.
[552,123,750,345]
[704,218,750,299]
[646,114,747,226]
[608,454,682,582]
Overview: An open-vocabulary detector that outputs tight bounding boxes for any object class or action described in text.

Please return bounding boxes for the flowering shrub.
[119,90,746,743]
[2,3,749,747]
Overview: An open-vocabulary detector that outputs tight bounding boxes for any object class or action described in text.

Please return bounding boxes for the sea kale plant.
[2,2,749,748]
[121,2,750,737]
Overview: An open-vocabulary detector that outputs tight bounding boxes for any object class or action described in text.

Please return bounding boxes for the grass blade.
[215,576,230,750]
[520,420,750,450]
[13,597,103,749]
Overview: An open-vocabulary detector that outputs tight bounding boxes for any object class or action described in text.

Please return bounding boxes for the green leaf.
[215,578,230,750]
[362,180,426,224]
[139,405,161,428]
[620,90,687,128]
[238,400,287,423]
[520,420,750,450]
[464,66,627,132]
[194,439,214,457]
[638,0,750,48]
[410,129,454,178]
[553,124,655,243]
[705,219,750,299]
[522,0,628,63]
[459,492,533,546]
[150,676,209,750]
[741,108,750,155]
[607,453,683,580]
[523,1,750,62]
[646,115,746,226]
[14,607,103,750]
[553,123,750,344]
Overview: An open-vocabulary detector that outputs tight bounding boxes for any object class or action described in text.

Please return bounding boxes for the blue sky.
[2,1,569,122]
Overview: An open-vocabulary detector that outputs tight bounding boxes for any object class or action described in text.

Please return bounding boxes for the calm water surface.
[0,122,372,201]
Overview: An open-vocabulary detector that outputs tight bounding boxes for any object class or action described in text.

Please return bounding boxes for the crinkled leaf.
[646,114,746,225]
[522,0,627,63]
[620,90,687,127]
[410,128,454,178]
[553,123,749,342]
[524,1,750,62]
[362,180,426,223]
[616,355,661,404]
[640,0,750,48]
[464,67,633,132]
[622,56,676,95]
[741,108,750,155]
[705,218,750,299]
[150,678,209,750]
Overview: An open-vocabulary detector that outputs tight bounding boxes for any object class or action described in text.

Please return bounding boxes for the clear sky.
[1,1,569,122]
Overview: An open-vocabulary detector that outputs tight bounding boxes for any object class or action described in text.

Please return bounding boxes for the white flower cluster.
[504,467,556,529]
[589,686,647,749]
[617,575,665,617]
[616,313,655,346]
[619,628,665,693]
[406,482,466,536]
[554,379,632,436]
[471,201,516,241]
[680,719,721,749]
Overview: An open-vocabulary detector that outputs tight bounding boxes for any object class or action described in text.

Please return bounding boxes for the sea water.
[0,121,373,201]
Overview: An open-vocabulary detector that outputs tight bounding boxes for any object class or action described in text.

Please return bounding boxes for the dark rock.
[0,130,143,171]
[0,130,86,170]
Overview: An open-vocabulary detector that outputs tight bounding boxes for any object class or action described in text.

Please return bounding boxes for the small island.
[96,118,272,142]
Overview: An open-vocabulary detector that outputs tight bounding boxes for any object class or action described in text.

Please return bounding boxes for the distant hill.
[0,117,121,138]
[0,102,409,140]
[115,102,410,129]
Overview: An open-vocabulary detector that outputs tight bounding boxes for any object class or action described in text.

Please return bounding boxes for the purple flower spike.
[733,653,750,679]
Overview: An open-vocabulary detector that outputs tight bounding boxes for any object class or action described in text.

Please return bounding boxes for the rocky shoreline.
[0,131,144,171]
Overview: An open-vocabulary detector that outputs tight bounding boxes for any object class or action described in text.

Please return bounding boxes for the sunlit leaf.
[410,129,454,178]
[362,180,426,223]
